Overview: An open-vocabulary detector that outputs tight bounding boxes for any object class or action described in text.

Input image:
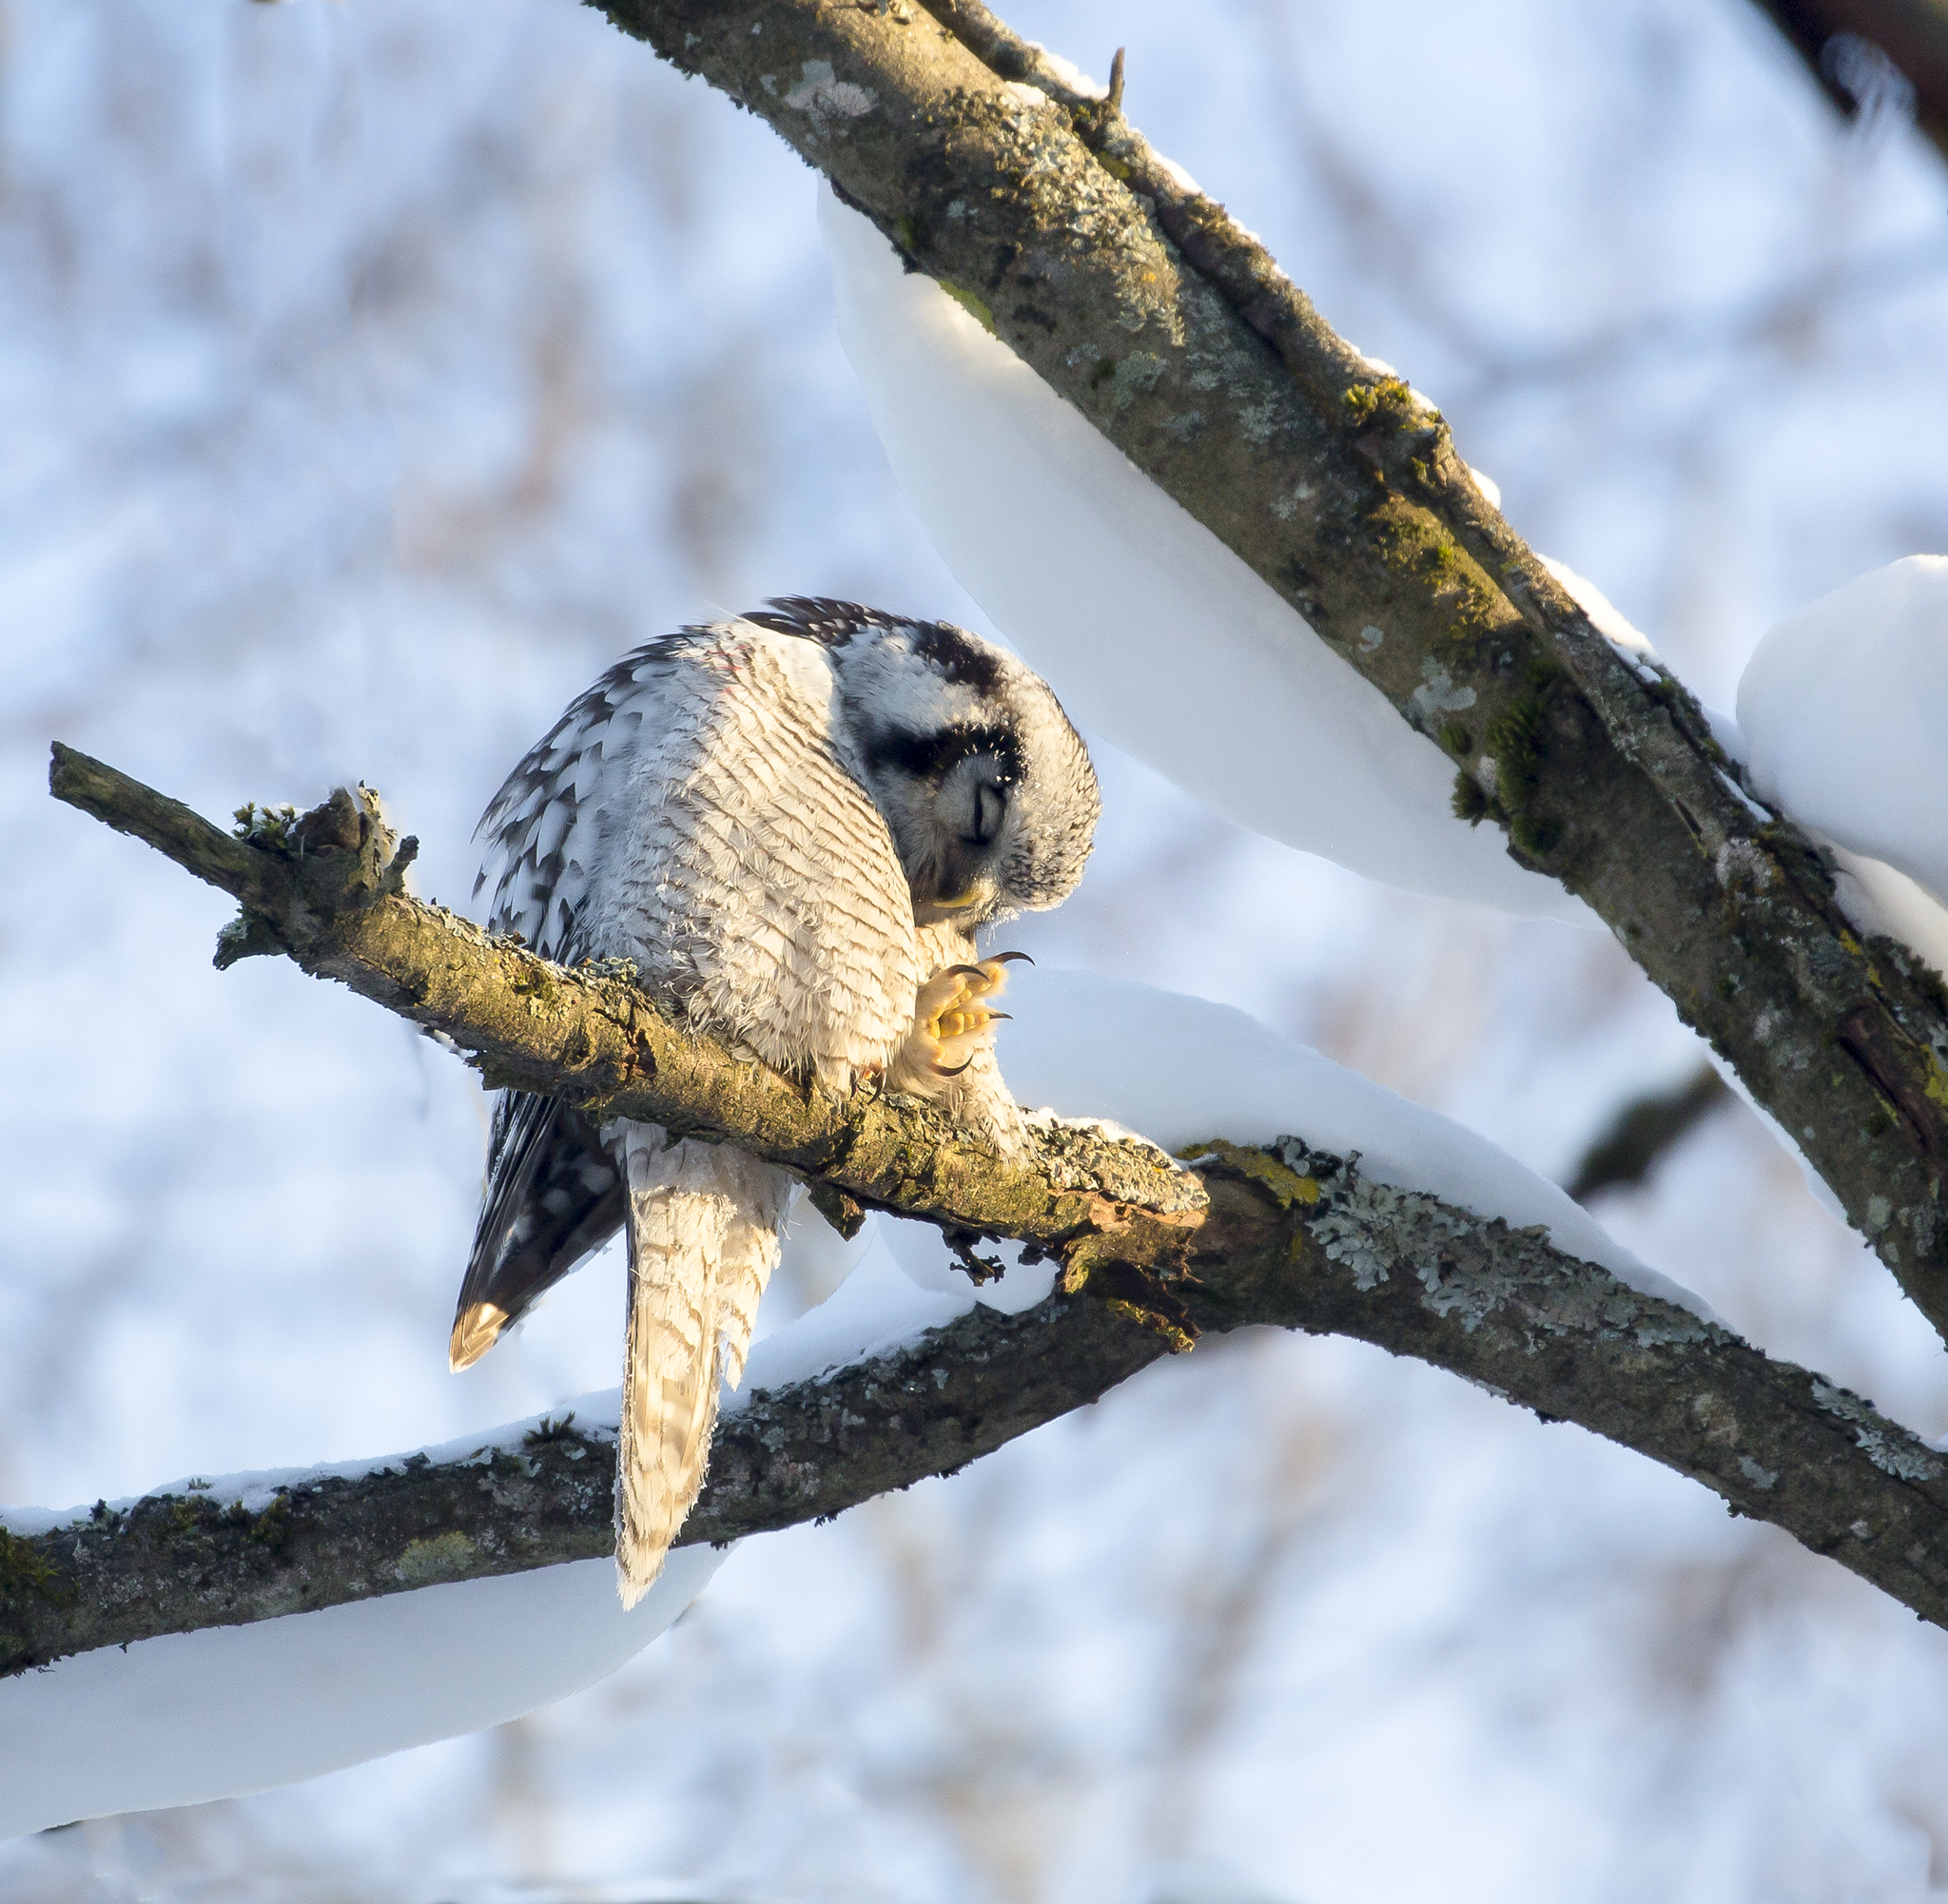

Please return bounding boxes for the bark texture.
[18,754,1948,1675]
[12,1152,1948,1677]
[568,0,1948,1349]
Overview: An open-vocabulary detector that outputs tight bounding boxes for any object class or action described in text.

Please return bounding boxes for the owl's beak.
[933,886,982,910]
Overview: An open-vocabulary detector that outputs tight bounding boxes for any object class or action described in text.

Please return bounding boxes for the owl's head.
[747,600,1101,927]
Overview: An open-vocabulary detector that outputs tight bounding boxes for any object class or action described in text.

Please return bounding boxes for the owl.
[452,598,1101,1603]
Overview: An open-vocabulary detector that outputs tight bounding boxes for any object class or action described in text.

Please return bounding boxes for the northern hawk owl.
[453,599,1100,1603]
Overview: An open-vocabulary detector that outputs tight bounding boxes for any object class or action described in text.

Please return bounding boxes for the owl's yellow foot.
[916,952,1030,1076]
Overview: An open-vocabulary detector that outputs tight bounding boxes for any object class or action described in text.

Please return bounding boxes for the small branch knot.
[213,784,419,969]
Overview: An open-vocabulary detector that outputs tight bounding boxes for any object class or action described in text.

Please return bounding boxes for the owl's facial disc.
[839,616,1098,927]
[909,749,1013,925]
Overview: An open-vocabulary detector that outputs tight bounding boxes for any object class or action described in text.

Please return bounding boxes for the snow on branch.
[589,0,1948,1347]
[18,750,1948,1675]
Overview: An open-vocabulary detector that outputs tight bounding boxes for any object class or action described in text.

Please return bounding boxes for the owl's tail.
[614,1127,790,1609]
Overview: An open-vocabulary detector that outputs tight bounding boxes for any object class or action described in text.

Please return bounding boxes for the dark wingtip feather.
[454,1093,628,1358]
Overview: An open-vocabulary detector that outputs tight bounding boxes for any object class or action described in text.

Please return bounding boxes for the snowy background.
[2,0,1947,1897]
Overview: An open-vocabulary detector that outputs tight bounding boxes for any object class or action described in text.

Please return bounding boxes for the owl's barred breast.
[583,630,924,1088]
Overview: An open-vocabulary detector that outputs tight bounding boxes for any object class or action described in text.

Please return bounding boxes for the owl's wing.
[457,624,925,1373]
[473,638,691,960]
[449,1091,626,1370]
[454,641,690,1369]
[460,615,1021,1604]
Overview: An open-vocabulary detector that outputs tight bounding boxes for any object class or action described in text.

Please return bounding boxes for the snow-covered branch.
[22,748,1948,1675]
[589,0,1948,1348]
[12,1134,1948,1676]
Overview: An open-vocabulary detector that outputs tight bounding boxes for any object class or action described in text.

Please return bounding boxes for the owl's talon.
[913,953,1028,1076]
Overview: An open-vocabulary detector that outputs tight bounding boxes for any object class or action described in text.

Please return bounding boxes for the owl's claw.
[916,954,1025,1076]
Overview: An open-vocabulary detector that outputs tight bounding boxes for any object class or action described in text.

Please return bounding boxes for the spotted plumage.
[456,599,1099,1603]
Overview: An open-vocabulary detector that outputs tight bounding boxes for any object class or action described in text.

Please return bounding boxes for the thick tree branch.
[568,0,1948,1347]
[12,1143,1948,1676]
[18,753,1948,1674]
[49,747,1205,1308]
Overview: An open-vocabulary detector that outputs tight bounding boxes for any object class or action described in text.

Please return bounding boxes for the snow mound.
[0,1547,724,1840]
[1738,555,1948,910]
[994,967,1706,1317]
[818,187,1588,924]
[0,971,1688,1838]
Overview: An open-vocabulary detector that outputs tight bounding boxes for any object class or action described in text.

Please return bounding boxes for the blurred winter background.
[2,0,1946,1896]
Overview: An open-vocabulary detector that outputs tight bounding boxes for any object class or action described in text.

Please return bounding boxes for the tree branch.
[27,0,1948,1687]
[12,1138,1948,1676]
[566,0,1948,1348]
[19,753,1948,1673]
[1742,0,1948,165]
[48,746,1205,1303]
[1568,1065,1734,1204]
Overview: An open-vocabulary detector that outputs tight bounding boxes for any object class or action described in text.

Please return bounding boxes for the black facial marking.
[910,620,1005,695]
[970,781,1006,845]
[866,722,1023,783]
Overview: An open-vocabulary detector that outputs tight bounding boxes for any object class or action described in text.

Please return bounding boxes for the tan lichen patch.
[400,1530,477,1586]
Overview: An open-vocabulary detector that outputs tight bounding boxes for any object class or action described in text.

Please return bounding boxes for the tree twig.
[1568,1065,1735,1203]
[1741,0,1948,165]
